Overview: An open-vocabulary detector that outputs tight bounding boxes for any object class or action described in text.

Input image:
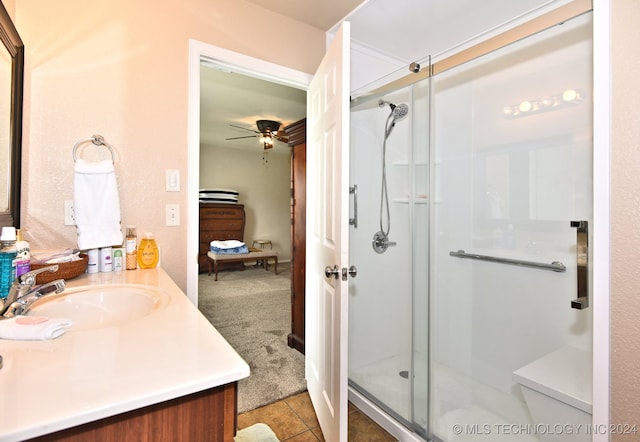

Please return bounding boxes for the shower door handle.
[570,220,589,309]
[349,185,358,228]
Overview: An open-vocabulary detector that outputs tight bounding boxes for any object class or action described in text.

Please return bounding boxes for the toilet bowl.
[513,346,592,441]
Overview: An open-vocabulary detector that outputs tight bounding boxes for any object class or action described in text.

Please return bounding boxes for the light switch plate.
[165,169,180,191]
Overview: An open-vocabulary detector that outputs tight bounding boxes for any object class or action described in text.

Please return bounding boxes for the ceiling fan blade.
[225,135,258,140]
[229,124,260,134]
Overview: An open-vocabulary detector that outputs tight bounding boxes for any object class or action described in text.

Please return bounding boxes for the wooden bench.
[207,250,278,281]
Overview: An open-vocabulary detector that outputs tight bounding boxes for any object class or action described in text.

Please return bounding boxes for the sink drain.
[399,370,409,379]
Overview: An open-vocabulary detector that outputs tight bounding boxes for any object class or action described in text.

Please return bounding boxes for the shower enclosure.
[349,11,593,441]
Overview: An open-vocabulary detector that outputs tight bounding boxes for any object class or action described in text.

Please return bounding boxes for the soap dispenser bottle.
[0,227,17,300]
[137,232,159,269]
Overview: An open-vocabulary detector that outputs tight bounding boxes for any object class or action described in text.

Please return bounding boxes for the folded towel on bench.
[210,240,248,254]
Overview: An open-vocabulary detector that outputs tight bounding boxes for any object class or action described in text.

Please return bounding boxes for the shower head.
[393,103,409,120]
[378,99,409,120]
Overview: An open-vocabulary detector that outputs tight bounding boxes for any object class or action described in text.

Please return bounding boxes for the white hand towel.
[74,158,124,250]
[0,316,73,340]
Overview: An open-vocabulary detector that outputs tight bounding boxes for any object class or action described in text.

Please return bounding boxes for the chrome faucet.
[0,266,66,318]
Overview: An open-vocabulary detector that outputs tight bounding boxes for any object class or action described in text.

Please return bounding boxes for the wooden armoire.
[285,118,306,354]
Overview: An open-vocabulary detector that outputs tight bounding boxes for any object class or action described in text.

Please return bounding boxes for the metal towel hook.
[72,134,116,163]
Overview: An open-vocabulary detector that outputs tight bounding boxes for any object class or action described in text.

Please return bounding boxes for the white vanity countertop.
[0,268,250,441]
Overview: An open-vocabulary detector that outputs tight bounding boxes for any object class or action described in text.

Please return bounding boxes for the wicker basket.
[30,253,89,284]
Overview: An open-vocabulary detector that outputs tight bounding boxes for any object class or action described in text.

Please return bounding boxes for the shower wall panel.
[349,88,415,422]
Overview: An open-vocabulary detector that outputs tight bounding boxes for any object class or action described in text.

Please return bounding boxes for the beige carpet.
[198,262,306,412]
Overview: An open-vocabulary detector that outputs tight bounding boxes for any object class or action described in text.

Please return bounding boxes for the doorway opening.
[187,40,310,411]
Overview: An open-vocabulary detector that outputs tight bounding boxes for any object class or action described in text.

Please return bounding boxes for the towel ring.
[72,134,116,163]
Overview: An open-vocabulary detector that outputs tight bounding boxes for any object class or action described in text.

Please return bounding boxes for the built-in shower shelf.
[392,196,428,204]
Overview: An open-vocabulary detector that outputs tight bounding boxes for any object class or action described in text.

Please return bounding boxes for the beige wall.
[14,0,324,290]
[611,0,640,435]
[200,145,291,261]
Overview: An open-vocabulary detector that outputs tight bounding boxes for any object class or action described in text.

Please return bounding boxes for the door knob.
[325,265,340,279]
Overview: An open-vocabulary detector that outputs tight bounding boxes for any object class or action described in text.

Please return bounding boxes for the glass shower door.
[349,80,430,436]
[429,12,593,441]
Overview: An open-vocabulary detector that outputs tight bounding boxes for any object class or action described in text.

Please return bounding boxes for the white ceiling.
[242,0,365,31]
[241,0,562,67]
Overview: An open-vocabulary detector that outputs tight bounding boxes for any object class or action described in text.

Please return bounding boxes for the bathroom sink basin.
[27,284,170,331]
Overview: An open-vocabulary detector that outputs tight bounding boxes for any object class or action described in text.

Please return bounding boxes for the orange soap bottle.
[137,232,159,269]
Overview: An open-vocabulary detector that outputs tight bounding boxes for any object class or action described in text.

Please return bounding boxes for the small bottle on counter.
[113,248,123,271]
[137,232,159,269]
[86,249,99,274]
[125,225,137,270]
[15,229,31,277]
[0,227,17,299]
[99,247,113,272]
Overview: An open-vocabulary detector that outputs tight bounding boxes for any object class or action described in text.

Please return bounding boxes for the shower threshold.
[348,383,426,442]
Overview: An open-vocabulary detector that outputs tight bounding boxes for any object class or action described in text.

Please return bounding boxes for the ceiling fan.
[225,119,288,149]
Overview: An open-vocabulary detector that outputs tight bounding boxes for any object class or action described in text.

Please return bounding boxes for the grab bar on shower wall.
[349,185,358,228]
[570,220,589,309]
[449,250,566,273]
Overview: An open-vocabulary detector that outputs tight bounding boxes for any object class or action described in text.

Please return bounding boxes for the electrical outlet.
[166,204,180,226]
[64,200,75,225]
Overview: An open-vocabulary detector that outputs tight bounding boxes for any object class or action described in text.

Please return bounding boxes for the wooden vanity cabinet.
[29,382,238,442]
[198,203,246,273]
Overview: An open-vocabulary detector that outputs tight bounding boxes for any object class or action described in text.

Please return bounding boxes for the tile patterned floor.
[238,391,398,441]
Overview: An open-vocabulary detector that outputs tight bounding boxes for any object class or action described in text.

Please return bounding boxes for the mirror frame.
[0,2,23,228]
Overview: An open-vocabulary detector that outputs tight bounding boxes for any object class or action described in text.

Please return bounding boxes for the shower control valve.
[372,231,396,254]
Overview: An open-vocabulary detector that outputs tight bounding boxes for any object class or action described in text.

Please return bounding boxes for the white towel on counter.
[74,158,123,250]
[0,316,73,340]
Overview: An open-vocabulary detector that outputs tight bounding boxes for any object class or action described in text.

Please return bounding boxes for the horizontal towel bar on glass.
[449,249,566,272]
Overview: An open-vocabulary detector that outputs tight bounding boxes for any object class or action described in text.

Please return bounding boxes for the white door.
[305,22,350,442]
